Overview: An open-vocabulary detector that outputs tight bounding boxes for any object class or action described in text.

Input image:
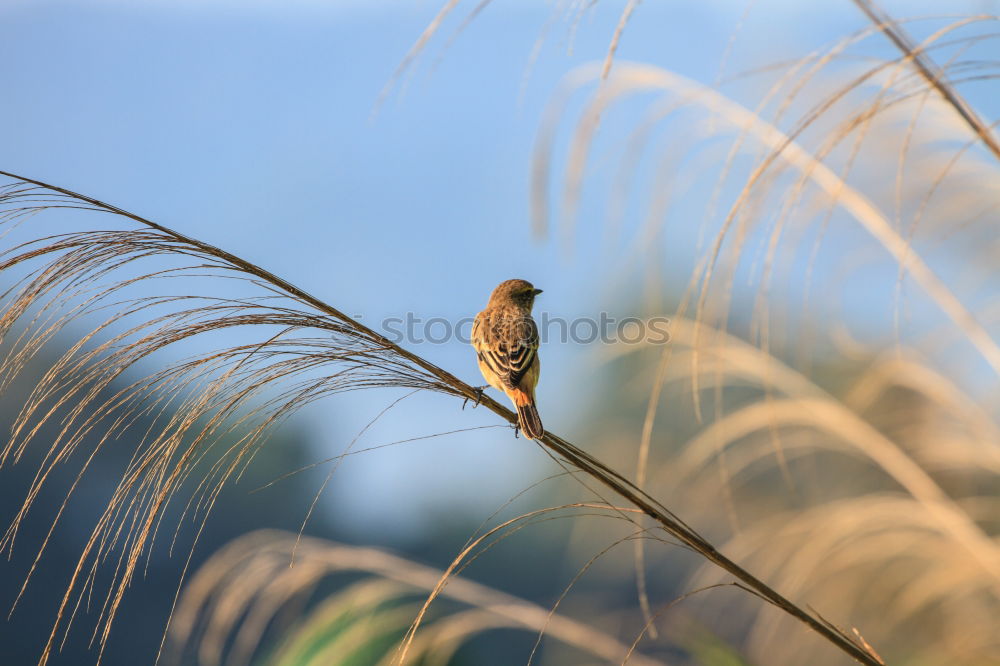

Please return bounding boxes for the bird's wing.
[474,313,538,391]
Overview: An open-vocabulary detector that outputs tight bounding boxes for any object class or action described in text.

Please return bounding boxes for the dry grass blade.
[601,0,640,81]
[852,1,1000,161]
[0,170,880,665]
[395,502,661,665]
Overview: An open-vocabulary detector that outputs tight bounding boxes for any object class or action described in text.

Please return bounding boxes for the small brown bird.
[472,279,544,439]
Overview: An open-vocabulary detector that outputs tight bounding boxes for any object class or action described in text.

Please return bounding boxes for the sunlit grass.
[2,1,999,664]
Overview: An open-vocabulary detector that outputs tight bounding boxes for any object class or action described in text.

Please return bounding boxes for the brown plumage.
[471,279,544,439]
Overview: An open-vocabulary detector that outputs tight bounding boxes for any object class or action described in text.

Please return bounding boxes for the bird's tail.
[515,399,544,440]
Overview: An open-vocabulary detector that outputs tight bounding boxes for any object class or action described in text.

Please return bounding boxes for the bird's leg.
[513,423,520,438]
[462,385,488,410]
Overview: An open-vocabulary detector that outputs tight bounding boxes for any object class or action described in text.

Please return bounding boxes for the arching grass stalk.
[0,169,882,665]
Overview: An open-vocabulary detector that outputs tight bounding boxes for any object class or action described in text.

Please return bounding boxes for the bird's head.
[490,278,543,310]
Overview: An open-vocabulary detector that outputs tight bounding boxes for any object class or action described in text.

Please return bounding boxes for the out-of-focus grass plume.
[168,529,667,666]
[522,5,1000,665]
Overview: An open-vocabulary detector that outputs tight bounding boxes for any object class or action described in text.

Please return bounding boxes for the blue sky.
[2,0,996,538]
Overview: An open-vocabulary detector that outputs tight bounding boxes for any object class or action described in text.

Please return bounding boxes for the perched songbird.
[472,279,544,439]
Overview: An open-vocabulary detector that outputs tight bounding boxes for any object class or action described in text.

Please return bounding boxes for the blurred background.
[1,0,1000,664]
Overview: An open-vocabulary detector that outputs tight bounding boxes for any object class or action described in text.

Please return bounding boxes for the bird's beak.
[533,288,543,295]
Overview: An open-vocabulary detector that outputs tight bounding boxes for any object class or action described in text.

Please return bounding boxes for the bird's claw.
[462,386,487,410]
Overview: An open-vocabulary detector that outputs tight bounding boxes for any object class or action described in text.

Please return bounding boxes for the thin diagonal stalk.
[852,0,1000,161]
